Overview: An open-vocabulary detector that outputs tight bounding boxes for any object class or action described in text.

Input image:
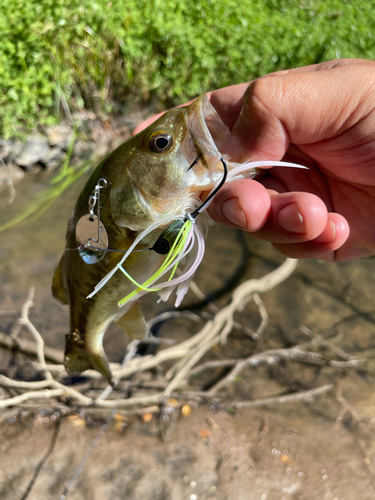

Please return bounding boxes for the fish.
[52,94,291,386]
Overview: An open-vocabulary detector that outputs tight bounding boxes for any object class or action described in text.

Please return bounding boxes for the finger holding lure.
[52,94,306,386]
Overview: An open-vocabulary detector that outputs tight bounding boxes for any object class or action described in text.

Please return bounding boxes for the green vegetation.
[1,0,375,137]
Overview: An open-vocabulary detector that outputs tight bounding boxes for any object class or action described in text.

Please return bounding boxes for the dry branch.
[0,332,63,363]
[17,287,52,381]
[0,258,355,413]
[230,384,334,409]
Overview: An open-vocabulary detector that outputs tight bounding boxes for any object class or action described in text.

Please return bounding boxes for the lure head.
[102,94,231,231]
[151,219,187,255]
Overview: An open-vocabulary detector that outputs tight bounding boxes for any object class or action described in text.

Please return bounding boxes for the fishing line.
[58,404,119,500]
[58,340,144,500]
[66,246,148,253]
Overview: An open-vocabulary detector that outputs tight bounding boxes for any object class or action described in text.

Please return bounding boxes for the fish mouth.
[184,94,231,171]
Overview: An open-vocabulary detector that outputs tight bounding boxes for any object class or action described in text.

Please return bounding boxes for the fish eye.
[149,132,173,153]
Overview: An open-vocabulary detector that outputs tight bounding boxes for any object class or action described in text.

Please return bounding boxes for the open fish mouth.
[181,94,232,173]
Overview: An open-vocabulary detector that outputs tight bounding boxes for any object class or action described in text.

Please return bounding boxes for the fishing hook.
[190,157,227,218]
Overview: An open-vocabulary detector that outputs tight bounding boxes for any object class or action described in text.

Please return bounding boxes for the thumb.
[222,59,375,163]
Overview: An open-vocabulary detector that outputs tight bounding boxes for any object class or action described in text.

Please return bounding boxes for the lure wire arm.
[190,157,227,219]
[74,159,228,259]
[150,157,227,255]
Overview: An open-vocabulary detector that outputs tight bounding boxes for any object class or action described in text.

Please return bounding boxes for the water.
[1,170,375,499]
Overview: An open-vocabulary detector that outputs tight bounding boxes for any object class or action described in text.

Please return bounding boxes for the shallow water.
[1,170,375,499]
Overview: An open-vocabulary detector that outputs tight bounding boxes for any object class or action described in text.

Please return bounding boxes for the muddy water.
[1,171,375,499]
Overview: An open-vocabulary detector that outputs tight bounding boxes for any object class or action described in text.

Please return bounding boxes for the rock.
[41,147,65,170]
[4,140,23,162]
[46,124,73,151]
[15,135,50,168]
[73,138,94,159]
[0,139,11,160]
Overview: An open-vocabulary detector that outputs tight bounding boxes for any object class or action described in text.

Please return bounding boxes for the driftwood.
[0,258,359,413]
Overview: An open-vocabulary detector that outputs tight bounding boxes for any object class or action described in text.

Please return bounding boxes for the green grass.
[1,0,375,138]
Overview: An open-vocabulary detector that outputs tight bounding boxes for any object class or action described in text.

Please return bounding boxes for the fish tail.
[64,331,114,387]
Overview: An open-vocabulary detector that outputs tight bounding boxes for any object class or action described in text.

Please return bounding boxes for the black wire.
[190,157,228,219]
[187,156,199,171]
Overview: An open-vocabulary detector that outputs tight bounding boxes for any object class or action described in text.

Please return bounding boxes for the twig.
[17,287,52,380]
[147,310,203,329]
[0,389,64,408]
[336,385,359,422]
[300,324,353,360]
[0,375,53,390]
[95,393,164,408]
[189,280,218,314]
[207,346,325,396]
[163,259,298,396]
[252,293,268,339]
[329,359,361,368]
[230,384,333,408]
[188,359,238,378]
[0,332,64,363]
[0,374,92,408]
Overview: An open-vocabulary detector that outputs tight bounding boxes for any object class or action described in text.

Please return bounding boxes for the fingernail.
[277,202,306,234]
[314,218,336,244]
[221,197,247,227]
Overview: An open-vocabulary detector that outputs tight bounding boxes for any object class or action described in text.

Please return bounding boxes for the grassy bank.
[1,0,374,137]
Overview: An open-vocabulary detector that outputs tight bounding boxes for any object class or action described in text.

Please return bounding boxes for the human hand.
[134,59,375,261]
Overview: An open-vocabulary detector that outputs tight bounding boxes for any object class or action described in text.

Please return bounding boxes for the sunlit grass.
[1,0,375,138]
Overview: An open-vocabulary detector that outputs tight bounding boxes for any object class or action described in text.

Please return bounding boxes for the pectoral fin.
[116,302,148,340]
[52,258,68,305]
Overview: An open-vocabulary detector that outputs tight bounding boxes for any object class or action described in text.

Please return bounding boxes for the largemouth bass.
[52,94,299,385]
